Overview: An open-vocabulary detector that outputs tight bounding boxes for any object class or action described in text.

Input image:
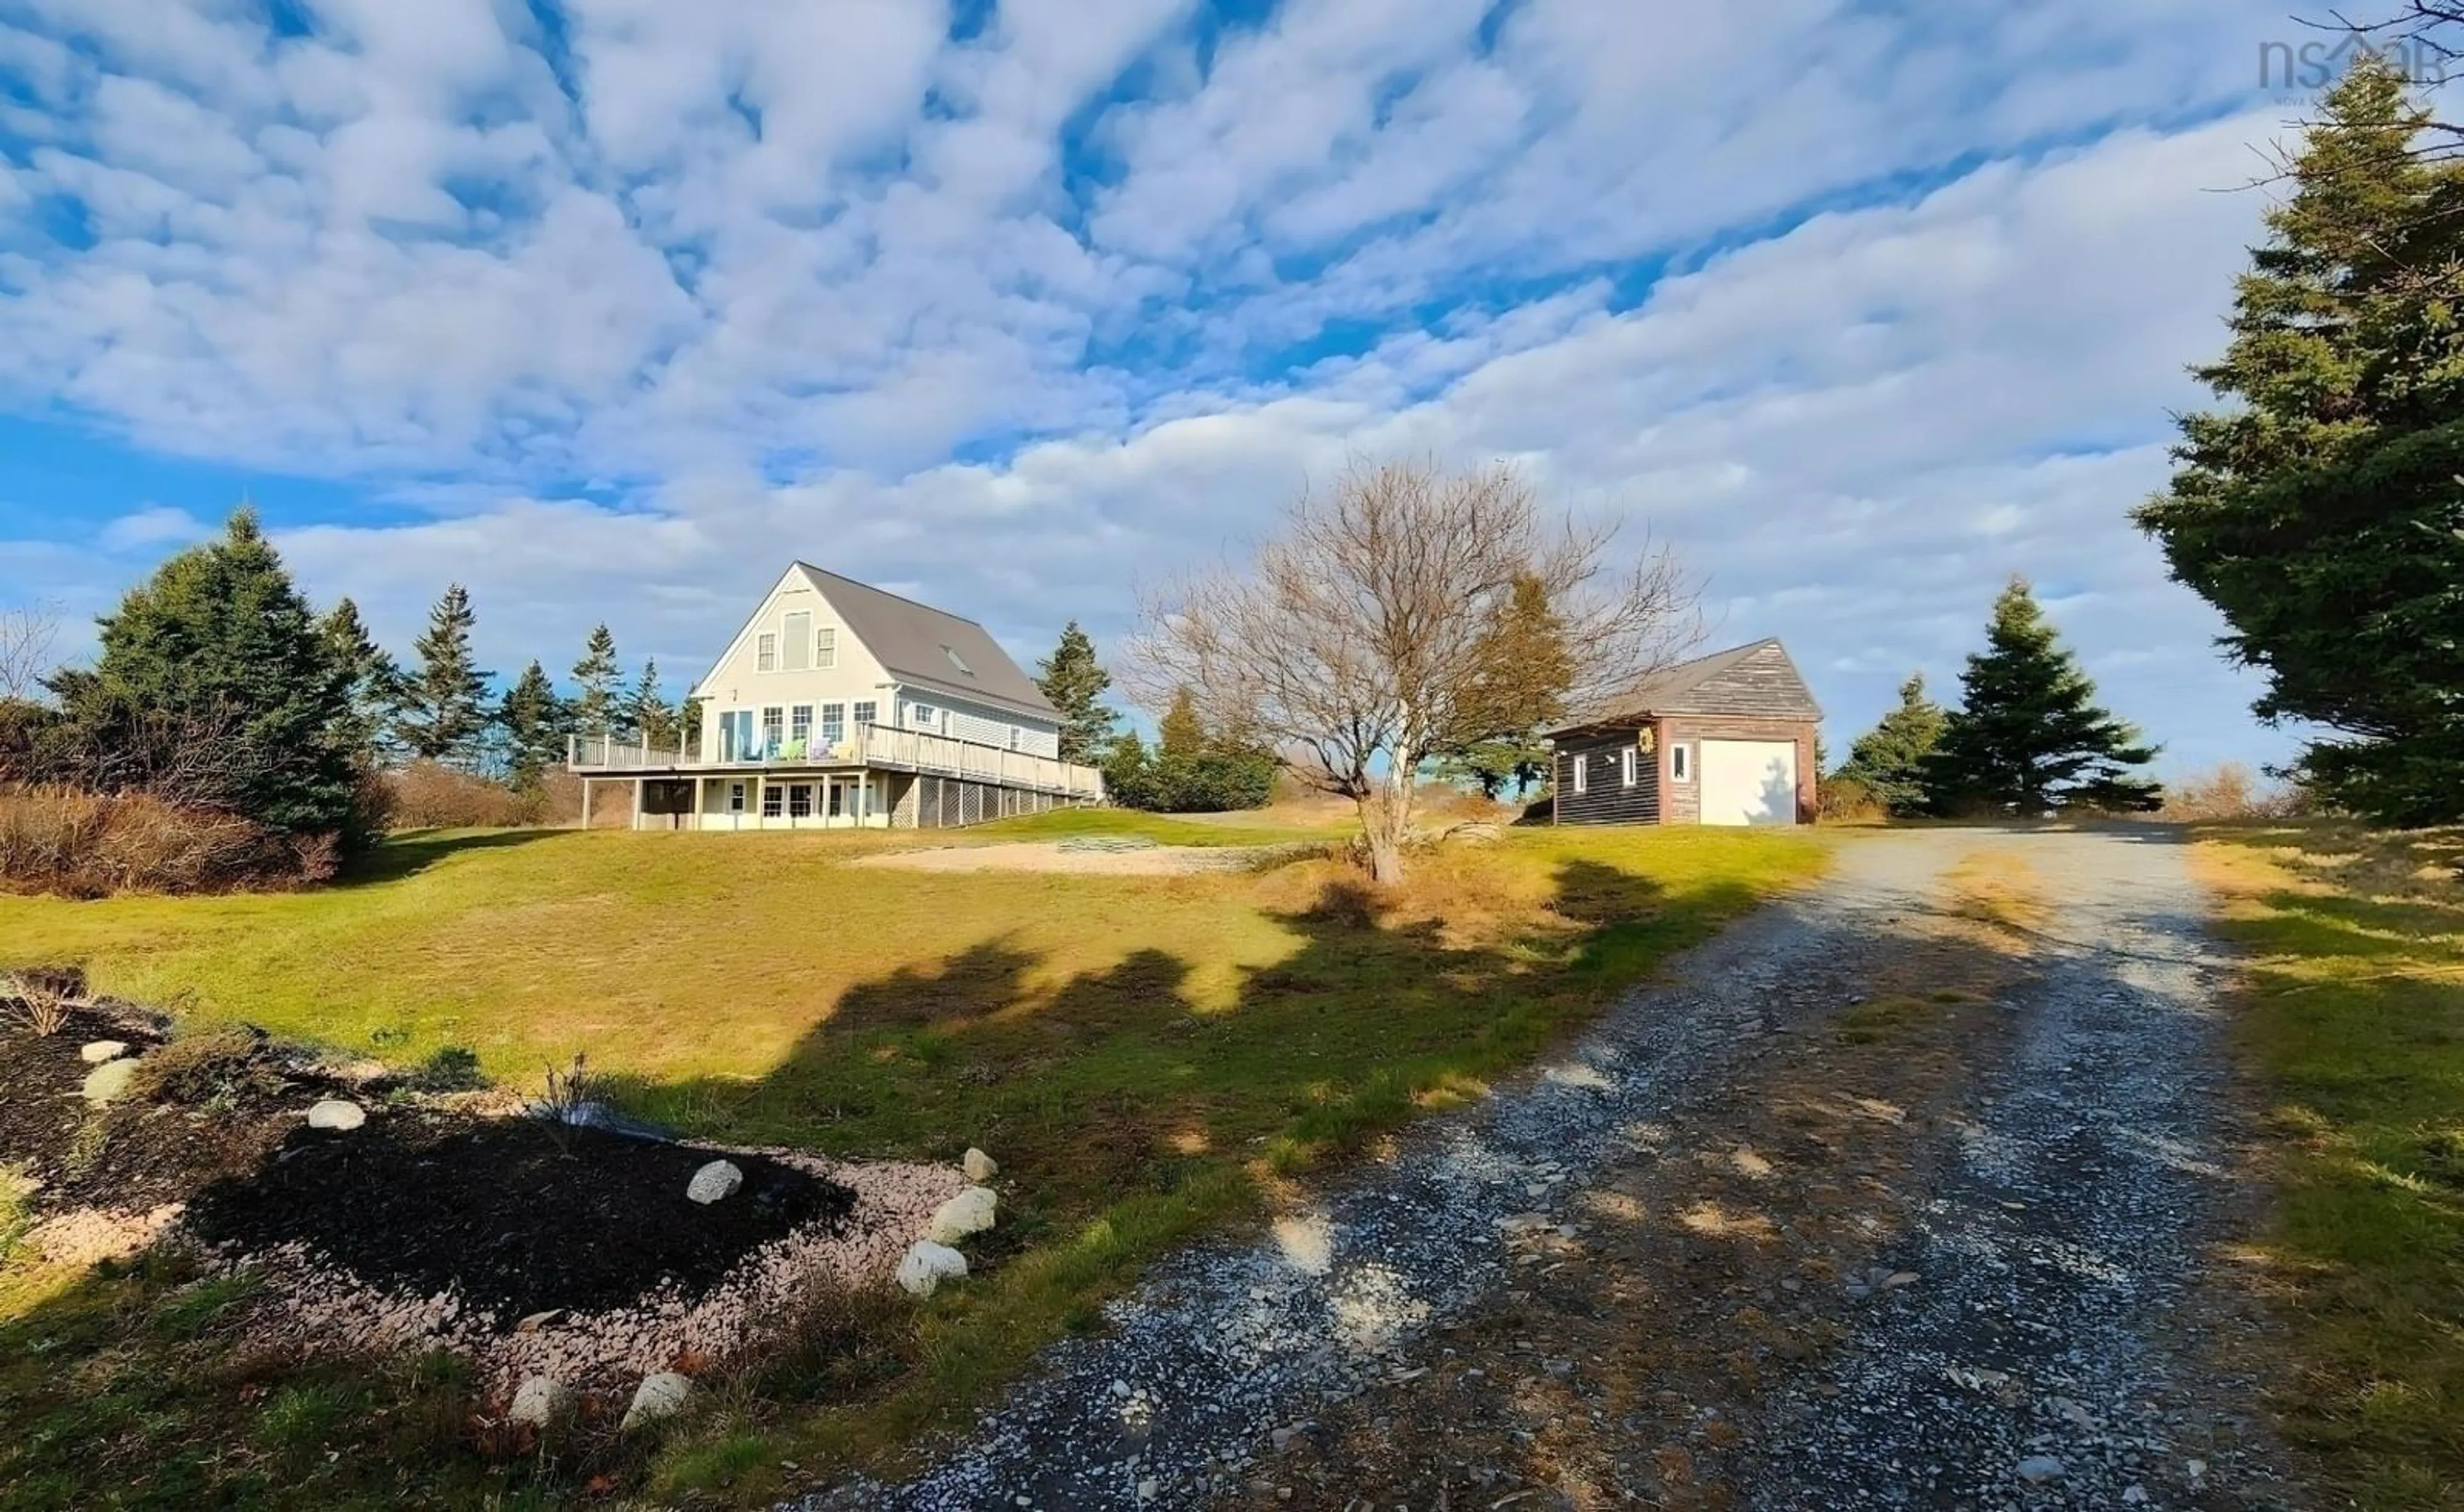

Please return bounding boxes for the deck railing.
[567,725,1103,799]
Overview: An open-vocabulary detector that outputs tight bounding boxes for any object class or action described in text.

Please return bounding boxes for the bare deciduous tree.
[0,602,60,703]
[1129,459,1698,883]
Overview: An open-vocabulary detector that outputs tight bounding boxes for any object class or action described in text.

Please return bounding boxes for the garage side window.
[1571,750,1587,795]
[1620,748,1636,786]
[1671,743,1693,782]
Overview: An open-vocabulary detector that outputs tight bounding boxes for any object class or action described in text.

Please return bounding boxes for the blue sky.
[0,0,2314,772]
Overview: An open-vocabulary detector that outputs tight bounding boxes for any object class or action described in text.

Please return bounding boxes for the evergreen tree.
[570,624,622,736]
[1439,575,1571,800]
[499,660,568,790]
[319,596,402,761]
[1923,579,2160,815]
[626,659,678,749]
[2137,56,2464,824]
[1034,620,1119,766]
[76,507,361,836]
[393,584,492,767]
[1102,728,1158,809]
[1835,672,1947,816]
[1158,686,1206,763]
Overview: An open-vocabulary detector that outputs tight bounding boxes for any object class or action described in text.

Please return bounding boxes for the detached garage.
[1546,639,1822,828]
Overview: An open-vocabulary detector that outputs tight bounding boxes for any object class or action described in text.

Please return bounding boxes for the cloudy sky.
[0,1,2319,770]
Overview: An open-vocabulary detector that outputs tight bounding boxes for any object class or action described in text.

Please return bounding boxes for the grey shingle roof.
[1547,637,1821,733]
[798,565,1059,717]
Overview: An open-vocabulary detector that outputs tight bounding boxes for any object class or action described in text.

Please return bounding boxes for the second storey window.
[791,705,812,747]
[910,702,937,731]
[817,627,837,668]
[782,612,812,671]
[853,699,877,729]
[821,702,845,746]
[757,633,778,672]
[761,706,783,755]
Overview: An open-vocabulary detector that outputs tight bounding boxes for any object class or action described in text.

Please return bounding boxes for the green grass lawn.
[0,820,1824,1509]
[2195,820,2464,1508]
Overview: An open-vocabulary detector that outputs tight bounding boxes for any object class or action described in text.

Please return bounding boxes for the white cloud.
[0,1,2306,769]
[98,504,209,550]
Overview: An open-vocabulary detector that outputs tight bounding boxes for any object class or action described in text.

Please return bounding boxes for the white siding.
[902,690,1059,758]
[694,571,896,758]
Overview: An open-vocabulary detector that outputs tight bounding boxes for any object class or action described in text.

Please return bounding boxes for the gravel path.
[797,828,2296,1511]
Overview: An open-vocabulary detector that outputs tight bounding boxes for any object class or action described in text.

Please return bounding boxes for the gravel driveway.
[798,828,2298,1511]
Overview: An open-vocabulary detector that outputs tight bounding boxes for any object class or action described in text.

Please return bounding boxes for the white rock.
[894,1240,969,1297]
[2014,1456,2065,1484]
[927,1185,998,1245]
[79,1041,128,1065]
[81,1058,138,1107]
[508,1375,575,1428]
[306,1099,366,1131]
[621,1371,691,1429]
[963,1147,999,1182]
[686,1159,744,1205]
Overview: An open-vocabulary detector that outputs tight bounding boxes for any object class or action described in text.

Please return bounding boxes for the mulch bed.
[184,1117,856,1321]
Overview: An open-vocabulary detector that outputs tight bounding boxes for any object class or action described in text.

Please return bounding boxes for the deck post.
[631,777,644,831]
[580,777,594,830]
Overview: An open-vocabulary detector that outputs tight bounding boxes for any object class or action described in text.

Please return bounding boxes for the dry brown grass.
[1940,848,2051,939]
[2159,763,2303,823]
[0,783,300,897]
[2,973,71,1037]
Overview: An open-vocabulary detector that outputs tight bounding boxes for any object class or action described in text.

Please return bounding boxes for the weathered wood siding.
[1659,714,1818,825]
[1552,728,1659,825]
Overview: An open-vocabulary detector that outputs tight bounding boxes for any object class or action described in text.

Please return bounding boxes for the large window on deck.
[821,702,845,747]
[760,706,783,756]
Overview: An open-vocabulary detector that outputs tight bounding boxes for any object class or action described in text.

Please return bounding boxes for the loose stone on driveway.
[794,828,2300,1511]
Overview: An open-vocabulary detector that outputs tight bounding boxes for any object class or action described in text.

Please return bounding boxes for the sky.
[0,0,2332,774]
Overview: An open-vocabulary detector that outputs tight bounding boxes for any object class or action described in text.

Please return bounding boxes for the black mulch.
[183,1117,857,1322]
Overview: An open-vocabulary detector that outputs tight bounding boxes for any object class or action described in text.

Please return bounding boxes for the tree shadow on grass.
[334,827,564,887]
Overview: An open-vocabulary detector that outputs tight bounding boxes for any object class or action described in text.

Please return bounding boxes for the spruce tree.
[2137,56,2464,823]
[320,597,402,761]
[77,507,360,836]
[570,624,622,736]
[1441,575,1571,799]
[1923,579,2160,815]
[393,584,492,767]
[1158,686,1206,762]
[1034,620,1118,766]
[1835,672,1947,816]
[499,660,568,790]
[626,659,676,749]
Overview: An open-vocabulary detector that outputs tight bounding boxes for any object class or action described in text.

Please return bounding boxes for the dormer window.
[942,644,973,676]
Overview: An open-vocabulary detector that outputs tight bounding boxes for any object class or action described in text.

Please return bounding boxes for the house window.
[757,633,777,672]
[816,627,837,669]
[1571,751,1588,795]
[728,782,746,813]
[762,784,783,818]
[791,705,813,747]
[821,702,845,746]
[1008,726,1021,751]
[788,783,813,819]
[1621,748,1636,787]
[761,706,783,756]
[910,702,937,731]
[853,699,877,729]
[783,612,812,671]
[1671,743,1693,783]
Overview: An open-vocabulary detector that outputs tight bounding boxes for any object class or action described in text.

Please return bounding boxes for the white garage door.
[1698,739,1799,826]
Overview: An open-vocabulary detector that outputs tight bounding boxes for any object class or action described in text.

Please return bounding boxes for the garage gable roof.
[1550,638,1822,733]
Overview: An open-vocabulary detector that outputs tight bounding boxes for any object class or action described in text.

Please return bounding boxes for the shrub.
[1818,774,1886,822]
[386,761,527,829]
[4,973,72,1037]
[407,1044,486,1092]
[130,1026,277,1107]
[2158,763,2304,822]
[0,783,304,897]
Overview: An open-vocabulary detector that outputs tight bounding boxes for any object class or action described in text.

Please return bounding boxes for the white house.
[568,563,1104,829]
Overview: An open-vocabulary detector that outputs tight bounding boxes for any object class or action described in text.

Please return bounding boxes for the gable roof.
[1548,638,1822,734]
[794,564,1059,718]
